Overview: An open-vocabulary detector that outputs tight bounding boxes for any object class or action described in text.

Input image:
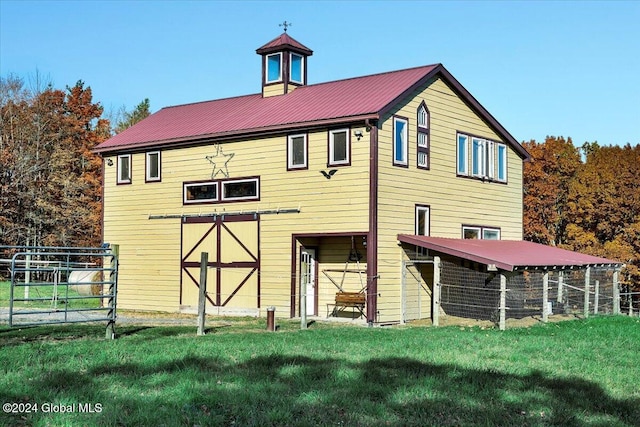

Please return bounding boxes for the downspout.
[366,118,379,325]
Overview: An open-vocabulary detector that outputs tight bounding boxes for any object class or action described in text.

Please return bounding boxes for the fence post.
[432,256,441,327]
[197,252,208,336]
[557,271,564,304]
[499,273,507,331]
[542,271,549,323]
[613,270,620,315]
[105,244,119,340]
[594,279,599,315]
[584,267,591,318]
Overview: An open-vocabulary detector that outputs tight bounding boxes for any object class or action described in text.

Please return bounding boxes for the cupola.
[256,31,313,98]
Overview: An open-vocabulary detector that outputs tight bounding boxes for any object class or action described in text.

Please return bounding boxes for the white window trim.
[290,53,304,84]
[145,151,161,182]
[117,154,131,184]
[496,143,507,182]
[482,227,501,240]
[462,225,501,240]
[221,178,260,202]
[287,134,307,169]
[415,205,430,236]
[457,134,468,175]
[329,128,350,166]
[265,52,282,84]
[184,181,219,204]
[393,117,408,166]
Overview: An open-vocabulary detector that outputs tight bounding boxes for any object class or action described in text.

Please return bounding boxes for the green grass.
[0,316,639,426]
[1,280,101,311]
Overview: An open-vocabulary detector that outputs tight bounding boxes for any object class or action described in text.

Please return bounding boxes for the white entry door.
[301,248,316,315]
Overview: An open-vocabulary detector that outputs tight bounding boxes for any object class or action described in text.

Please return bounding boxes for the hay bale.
[68,270,103,296]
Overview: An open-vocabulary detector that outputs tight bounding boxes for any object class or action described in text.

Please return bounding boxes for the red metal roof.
[95,65,439,153]
[256,33,313,55]
[397,235,623,271]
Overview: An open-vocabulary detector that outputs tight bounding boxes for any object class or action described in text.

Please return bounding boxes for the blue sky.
[1,0,638,146]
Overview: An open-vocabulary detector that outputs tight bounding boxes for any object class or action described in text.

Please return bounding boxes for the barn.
[94,32,622,325]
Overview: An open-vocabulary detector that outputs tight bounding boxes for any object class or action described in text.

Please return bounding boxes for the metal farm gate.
[0,245,118,337]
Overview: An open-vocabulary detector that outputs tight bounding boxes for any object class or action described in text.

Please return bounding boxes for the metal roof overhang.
[93,113,379,155]
[397,235,624,272]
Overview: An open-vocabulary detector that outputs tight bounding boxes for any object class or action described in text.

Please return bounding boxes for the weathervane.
[279,21,292,32]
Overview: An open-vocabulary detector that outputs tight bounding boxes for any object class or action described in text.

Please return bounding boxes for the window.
[496,143,507,182]
[457,132,507,182]
[457,134,468,175]
[463,225,501,240]
[393,117,408,166]
[290,53,303,84]
[287,134,307,170]
[184,182,218,204]
[117,154,131,184]
[329,129,350,166]
[222,178,259,201]
[183,177,259,204]
[415,205,430,236]
[417,103,429,169]
[145,151,161,182]
[266,53,282,83]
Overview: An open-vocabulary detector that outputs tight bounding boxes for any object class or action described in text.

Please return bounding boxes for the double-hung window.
[329,128,350,166]
[117,154,131,184]
[417,103,429,169]
[287,134,307,169]
[145,151,161,182]
[393,116,408,166]
[457,132,507,182]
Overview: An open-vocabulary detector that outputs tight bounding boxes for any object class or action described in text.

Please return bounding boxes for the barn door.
[181,215,260,310]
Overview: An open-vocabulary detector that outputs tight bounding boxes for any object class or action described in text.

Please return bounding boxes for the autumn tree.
[522,136,582,245]
[0,76,108,248]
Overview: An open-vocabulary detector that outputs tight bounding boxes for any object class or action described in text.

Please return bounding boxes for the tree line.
[0,76,638,289]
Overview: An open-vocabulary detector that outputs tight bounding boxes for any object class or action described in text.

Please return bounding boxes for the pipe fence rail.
[0,245,119,339]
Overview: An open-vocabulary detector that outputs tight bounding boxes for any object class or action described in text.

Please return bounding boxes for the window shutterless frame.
[117,154,132,184]
[265,52,282,84]
[393,116,409,167]
[221,178,259,202]
[287,134,308,170]
[417,102,430,169]
[145,151,161,182]
[290,52,304,84]
[328,128,350,166]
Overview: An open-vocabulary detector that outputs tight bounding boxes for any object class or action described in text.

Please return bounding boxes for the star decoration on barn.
[206,144,235,179]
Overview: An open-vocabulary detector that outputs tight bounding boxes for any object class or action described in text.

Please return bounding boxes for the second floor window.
[329,129,350,166]
[417,103,429,169]
[287,134,307,169]
[393,116,408,166]
[146,151,161,182]
[266,53,282,83]
[457,132,507,182]
[117,154,131,184]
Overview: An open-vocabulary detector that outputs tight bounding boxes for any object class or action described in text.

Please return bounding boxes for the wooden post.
[594,279,599,315]
[499,273,507,331]
[557,271,564,304]
[197,252,208,336]
[542,271,549,323]
[612,270,620,315]
[432,256,441,327]
[584,267,591,318]
[105,244,119,340]
[300,251,307,330]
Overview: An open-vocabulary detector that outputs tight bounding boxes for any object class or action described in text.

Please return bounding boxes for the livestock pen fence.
[0,245,118,338]
[433,258,623,329]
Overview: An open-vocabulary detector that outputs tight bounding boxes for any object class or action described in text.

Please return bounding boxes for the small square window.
[146,151,161,182]
[463,226,481,239]
[117,154,131,184]
[329,129,350,166]
[483,228,501,240]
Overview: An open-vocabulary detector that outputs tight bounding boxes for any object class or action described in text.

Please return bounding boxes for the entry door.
[301,248,316,315]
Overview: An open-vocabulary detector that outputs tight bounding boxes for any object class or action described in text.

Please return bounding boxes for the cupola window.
[266,53,282,83]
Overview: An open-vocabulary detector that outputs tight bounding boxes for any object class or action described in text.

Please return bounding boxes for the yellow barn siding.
[103,128,370,314]
[373,76,524,323]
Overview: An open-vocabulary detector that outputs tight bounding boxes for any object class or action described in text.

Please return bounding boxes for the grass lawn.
[0,316,638,426]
